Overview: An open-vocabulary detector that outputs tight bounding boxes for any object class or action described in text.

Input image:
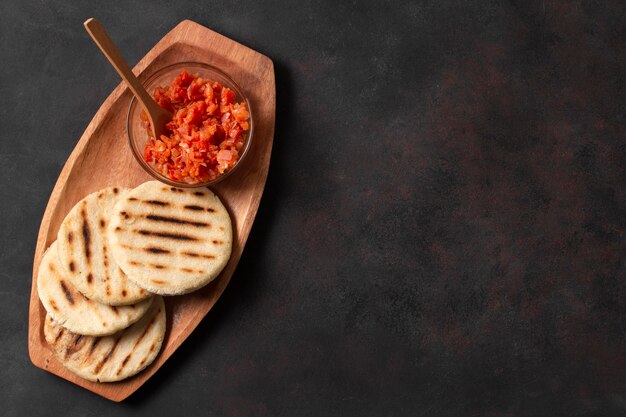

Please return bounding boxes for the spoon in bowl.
[83,18,172,141]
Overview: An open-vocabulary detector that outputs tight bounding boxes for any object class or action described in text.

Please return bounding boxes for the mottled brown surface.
[2,0,625,416]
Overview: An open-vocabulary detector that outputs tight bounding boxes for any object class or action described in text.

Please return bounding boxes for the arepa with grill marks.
[108,181,232,295]
[57,187,152,305]
[38,241,154,336]
[44,296,166,382]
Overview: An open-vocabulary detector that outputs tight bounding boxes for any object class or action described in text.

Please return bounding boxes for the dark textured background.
[1,1,625,416]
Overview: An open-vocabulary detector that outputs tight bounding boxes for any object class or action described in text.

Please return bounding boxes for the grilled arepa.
[38,241,153,336]
[108,181,232,295]
[57,187,152,305]
[44,296,166,382]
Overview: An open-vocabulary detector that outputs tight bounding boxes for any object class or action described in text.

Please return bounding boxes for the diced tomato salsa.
[142,70,250,183]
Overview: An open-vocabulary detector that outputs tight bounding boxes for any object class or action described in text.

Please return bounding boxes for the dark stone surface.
[1,1,624,415]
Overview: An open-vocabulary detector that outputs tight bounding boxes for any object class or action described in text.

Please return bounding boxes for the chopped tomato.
[142,70,250,183]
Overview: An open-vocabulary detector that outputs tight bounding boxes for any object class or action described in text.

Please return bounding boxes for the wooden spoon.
[84,18,171,140]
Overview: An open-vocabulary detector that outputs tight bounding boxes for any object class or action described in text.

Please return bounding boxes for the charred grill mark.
[63,346,71,359]
[68,232,73,244]
[99,219,106,229]
[111,306,119,315]
[151,279,166,285]
[103,244,110,281]
[145,247,170,254]
[67,334,86,356]
[207,208,216,213]
[54,327,64,343]
[87,273,93,284]
[87,337,101,357]
[59,281,74,305]
[113,187,119,194]
[120,211,130,220]
[115,226,122,232]
[139,358,146,366]
[136,229,198,241]
[212,239,223,245]
[94,337,121,374]
[123,243,175,255]
[170,187,184,193]
[69,262,75,272]
[194,191,205,196]
[106,285,111,296]
[49,299,59,311]
[121,290,128,297]
[183,205,204,211]
[181,251,216,259]
[145,200,169,207]
[219,226,225,231]
[152,264,167,269]
[181,267,204,274]
[133,309,160,349]
[149,342,156,352]
[145,214,210,228]
[116,353,132,376]
[81,208,91,262]
[49,263,55,272]
[129,260,144,266]
[103,253,109,268]
[128,197,138,201]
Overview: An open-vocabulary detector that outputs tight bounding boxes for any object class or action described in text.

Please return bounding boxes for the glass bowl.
[127,62,254,187]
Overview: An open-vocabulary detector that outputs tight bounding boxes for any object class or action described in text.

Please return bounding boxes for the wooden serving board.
[27,20,275,401]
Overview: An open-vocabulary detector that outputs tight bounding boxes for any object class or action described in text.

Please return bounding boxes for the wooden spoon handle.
[83,18,159,114]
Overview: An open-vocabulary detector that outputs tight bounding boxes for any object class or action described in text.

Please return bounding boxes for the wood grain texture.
[27,19,275,402]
